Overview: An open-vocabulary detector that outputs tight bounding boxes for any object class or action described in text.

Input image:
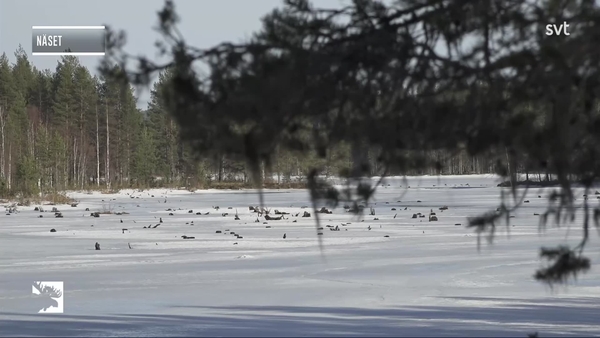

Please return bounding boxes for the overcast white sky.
[0,0,344,108]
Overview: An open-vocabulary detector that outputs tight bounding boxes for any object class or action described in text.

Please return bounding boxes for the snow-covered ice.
[1,175,599,336]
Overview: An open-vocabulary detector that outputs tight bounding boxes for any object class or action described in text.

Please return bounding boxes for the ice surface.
[1,175,599,336]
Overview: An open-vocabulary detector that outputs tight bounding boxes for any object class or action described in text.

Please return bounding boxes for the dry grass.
[45,193,76,204]
[98,202,115,214]
[206,182,253,190]
[17,199,31,206]
[263,181,307,189]
[200,181,307,190]
[16,193,76,206]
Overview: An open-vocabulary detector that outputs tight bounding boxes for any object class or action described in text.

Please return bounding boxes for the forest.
[1,45,517,198]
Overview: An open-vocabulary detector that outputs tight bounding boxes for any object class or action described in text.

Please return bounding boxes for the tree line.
[0,46,182,196]
[0,45,508,198]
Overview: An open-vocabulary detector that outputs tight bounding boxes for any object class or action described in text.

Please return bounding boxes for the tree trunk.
[79,95,85,189]
[505,147,512,180]
[351,138,369,178]
[105,100,110,188]
[0,105,5,180]
[96,103,100,187]
[73,137,77,189]
[7,143,11,190]
[218,154,223,182]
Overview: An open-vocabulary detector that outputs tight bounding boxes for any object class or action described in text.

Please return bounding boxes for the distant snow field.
[1,175,599,336]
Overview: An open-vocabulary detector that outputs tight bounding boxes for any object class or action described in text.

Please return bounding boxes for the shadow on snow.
[1,297,599,336]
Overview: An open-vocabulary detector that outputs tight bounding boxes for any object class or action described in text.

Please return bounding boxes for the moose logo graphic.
[31,281,64,313]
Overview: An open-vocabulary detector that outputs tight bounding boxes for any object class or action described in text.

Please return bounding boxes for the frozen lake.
[1,175,599,336]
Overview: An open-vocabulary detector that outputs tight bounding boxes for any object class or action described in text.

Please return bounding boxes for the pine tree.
[0,53,15,183]
[132,124,156,186]
[52,56,78,131]
[147,69,179,183]
[72,65,96,188]
[15,153,39,197]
